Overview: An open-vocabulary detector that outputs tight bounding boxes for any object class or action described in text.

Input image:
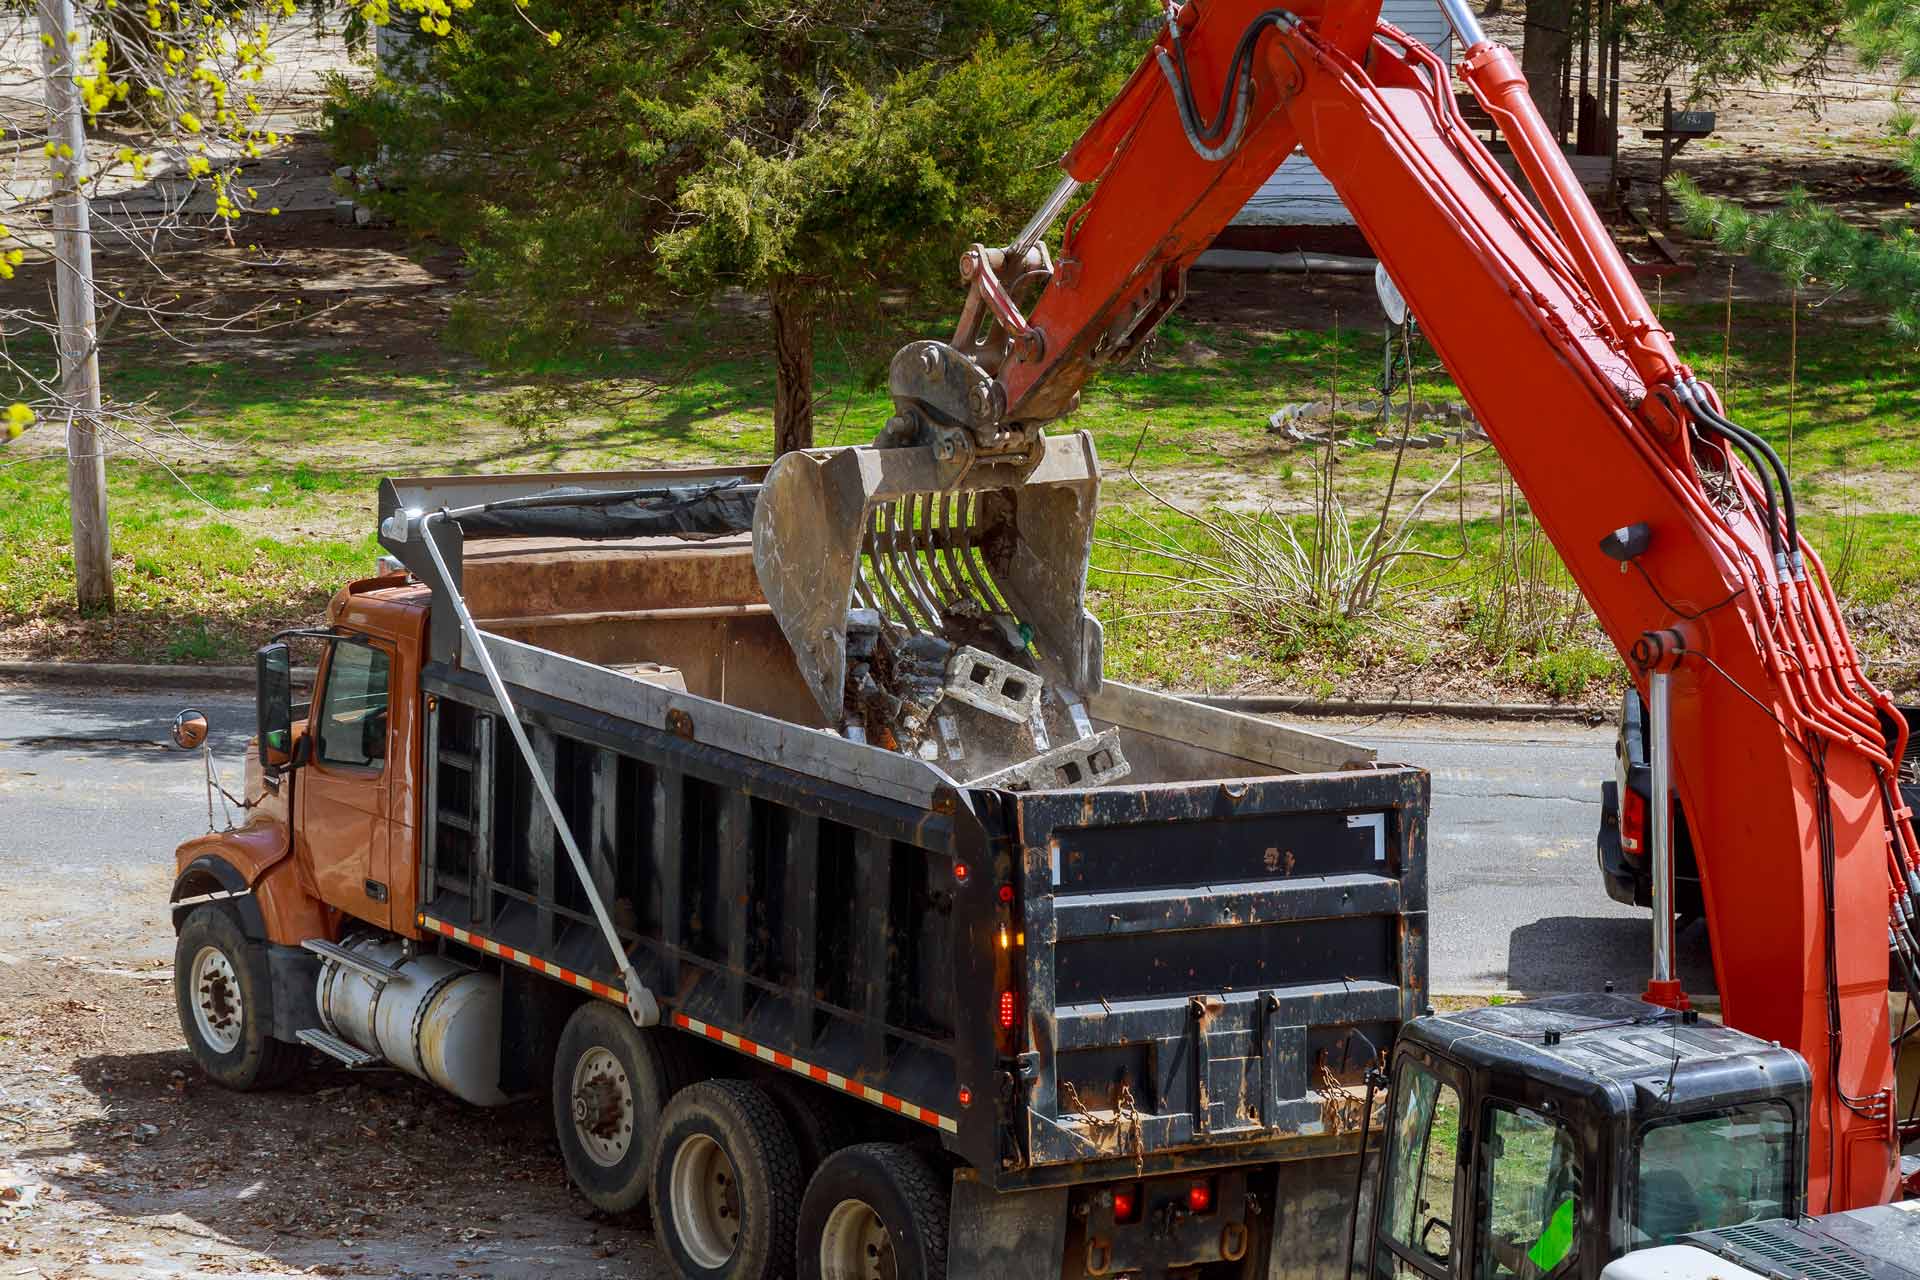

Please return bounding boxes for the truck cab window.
[315,641,391,770]
[1379,1062,1462,1277]
[1632,1102,1793,1246]
[1477,1105,1579,1280]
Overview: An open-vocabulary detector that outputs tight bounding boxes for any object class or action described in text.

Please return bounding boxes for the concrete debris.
[842,607,1128,790]
[971,728,1131,793]
[942,646,1043,724]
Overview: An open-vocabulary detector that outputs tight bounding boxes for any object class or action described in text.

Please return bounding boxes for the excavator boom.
[759,0,1918,1211]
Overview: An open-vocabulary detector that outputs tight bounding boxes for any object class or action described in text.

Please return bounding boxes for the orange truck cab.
[169,575,431,1086]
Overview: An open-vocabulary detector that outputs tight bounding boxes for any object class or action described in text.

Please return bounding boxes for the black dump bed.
[414,628,1427,1189]
[1007,768,1427,1179]
[373,469,1432,1190]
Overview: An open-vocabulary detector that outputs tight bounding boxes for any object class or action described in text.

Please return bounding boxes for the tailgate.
[1008,766,1428,1168]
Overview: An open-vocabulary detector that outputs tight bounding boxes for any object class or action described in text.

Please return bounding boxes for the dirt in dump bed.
[0,958,673,1278]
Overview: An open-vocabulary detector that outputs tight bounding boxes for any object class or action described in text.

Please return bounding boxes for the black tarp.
[453,481,760,541]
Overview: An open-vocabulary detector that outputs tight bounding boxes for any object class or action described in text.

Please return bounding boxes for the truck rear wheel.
[798,1143,948,1280]
[650,1079,801,1280]
[762,1075,851,1181]
[552,1001,689,1214]
[173,905,303,1091]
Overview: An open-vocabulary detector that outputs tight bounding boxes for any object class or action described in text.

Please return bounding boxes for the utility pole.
[38,0,113,611]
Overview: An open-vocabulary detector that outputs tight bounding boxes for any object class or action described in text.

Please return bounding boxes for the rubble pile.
[840,607,1129,791]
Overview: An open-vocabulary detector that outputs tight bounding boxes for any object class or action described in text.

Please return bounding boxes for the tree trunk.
[1521,0,1573,133]
[771,282,815,456]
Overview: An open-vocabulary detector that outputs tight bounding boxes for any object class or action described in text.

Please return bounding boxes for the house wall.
[1232,0,1451,228]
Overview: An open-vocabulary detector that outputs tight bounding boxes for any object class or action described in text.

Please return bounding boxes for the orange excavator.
[756,0,1920,1218]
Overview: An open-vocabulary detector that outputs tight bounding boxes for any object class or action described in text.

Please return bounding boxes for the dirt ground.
[0,867,675,1274]
[0,935,669,1278]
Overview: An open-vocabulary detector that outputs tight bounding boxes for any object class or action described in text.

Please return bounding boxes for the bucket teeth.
[752,432,1105,729]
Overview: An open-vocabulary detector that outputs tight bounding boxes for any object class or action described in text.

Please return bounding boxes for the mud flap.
[1267,1151,1374,1280]
[947,1174,1068,1280]
[266,942,321,1041]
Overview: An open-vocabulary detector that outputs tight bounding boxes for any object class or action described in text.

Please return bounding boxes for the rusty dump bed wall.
[458,533,1375,782]
[1007,767,1427,1178]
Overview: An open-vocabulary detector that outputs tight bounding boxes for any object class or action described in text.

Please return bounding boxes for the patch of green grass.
[3,288,1916,689]
[0,454,378,663]
[1516,646,1615,701]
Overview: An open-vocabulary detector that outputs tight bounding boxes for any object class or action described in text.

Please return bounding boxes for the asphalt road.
[0,682,1703,994]
[1352,716,1714,997]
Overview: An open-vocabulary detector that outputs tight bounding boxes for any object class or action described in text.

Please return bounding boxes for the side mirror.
[171,708,208,751]
[257,642,293,770]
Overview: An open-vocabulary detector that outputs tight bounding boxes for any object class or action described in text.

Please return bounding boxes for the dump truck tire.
[552,1002,683,1214]
[761,1075,852,1183]
[650,1079,802,1280]
[798,1142,948,1280]
[173,905,303,1091]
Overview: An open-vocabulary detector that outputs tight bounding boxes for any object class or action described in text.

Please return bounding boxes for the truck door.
[297,635,395,930]
[1374,1056,1467,1280]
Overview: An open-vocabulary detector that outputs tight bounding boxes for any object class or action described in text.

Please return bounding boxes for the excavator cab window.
[1476,1104,1580,1280]
[1630,1101,1795,1246]
[1375,1058,1465,1278]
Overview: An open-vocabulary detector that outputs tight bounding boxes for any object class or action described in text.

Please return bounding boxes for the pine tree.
[1669,0,1920,334]
[329,0,1154,453]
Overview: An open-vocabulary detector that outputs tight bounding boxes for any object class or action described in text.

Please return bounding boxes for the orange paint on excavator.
[945,0,1913,1212]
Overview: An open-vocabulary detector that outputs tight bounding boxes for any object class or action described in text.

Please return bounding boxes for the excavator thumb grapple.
[752,425,1104,742]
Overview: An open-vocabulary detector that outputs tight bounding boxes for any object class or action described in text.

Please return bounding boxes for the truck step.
[301,938,405,986]
[295,1028,380,1069]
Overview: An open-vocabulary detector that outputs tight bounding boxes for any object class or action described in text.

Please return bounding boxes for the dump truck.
[170,464,1915,1280]
[170,465,1432,1280]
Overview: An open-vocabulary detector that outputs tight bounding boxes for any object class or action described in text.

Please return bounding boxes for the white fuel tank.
[315,935,508,1106]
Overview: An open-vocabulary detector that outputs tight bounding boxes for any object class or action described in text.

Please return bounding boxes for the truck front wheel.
[173,905,302,1090]
[552,1001,690,1214]
[798,1143,948,1280]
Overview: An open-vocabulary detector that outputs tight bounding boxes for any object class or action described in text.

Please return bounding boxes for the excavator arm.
[761,0,1920,1212]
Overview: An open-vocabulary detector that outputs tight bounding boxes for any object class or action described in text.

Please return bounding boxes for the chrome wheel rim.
[190,944,243,1054]
[569,1046,634,1168]
[820,1197,895,1280]
[669,1133,740,1268]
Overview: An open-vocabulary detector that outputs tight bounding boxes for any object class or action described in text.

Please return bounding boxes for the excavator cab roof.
[1403,991,1813,1130]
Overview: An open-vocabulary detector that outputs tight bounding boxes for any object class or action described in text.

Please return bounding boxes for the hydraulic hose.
[1675,382,1784,570]
[1687,380,1801,575]
[1154,9,1301,161]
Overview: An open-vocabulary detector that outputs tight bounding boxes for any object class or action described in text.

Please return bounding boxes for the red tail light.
[1112,1187,1140,1223]
[1620,785,1647,855]
[1187,1180,1213,1213]
[998,990,1018,1029]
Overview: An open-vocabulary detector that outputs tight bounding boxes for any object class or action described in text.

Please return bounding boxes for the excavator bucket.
[752,431,1105,738]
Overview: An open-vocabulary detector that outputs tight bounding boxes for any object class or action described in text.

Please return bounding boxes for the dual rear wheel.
[549,1003,948,1280]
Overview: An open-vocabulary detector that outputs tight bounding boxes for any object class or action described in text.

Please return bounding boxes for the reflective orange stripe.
[417,914,959,1134]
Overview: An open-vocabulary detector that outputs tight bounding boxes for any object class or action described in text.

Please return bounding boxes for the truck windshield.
[1631,1101,1794,1245]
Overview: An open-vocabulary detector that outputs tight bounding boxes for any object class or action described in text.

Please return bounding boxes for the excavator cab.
[1370,994,1809,1280]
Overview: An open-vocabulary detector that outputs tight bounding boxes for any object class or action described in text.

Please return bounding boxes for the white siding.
[1233,0,1450,226]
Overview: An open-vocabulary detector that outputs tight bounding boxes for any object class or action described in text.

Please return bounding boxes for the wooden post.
[38,0,112,612]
